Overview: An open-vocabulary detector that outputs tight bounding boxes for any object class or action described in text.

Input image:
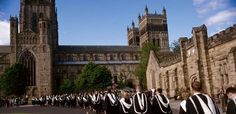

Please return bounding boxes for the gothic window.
[19,50,36,86]
[174,68,178,90]
[83,55,87,61]
[121,54,125,60]
[152,39,155,45]
[110,54,114,61]
[94,55,99,61]
[134,55,138,60]
[43,22,46,28]
[68,55,73,61]
[136,37,140,42]
[32,13,37,32]
[157,39,160,46]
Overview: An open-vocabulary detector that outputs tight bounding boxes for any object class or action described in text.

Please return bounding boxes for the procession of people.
[29,85,172,114]
[1,82,236,114]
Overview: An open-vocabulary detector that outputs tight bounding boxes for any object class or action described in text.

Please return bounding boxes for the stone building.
[127,5,169,52]
[0,0,169,96]
[146,24,236,97]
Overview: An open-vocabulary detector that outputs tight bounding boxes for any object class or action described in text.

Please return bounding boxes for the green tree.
[60,79,75,94]
[0,63,28,96]
[171,40,180,53]
[134,43,159,89]
[75,62,112,91]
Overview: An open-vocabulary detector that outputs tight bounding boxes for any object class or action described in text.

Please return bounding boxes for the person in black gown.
[104,89,119,114]
[226,86,236,114]
[119,89,133,114]
[179,81,220,114]
[132,85,149,114]
[152,88,172,114]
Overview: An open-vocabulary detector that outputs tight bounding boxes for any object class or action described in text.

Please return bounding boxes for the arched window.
[110,54,114,61]
[121,54,125,60]
[83,55,87,61]
[94,55,99,61]
[19,50,36,86]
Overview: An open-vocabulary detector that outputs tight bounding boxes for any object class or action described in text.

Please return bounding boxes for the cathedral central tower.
[9,0,59,96]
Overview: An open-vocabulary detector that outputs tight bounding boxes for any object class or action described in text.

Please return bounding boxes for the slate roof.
[56,45,140,53]
[153,51,181,67]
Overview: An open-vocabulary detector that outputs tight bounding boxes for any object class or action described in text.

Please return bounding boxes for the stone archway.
[19,50,36,86]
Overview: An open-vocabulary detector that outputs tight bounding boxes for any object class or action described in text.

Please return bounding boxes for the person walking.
[226,86,236,114]
[179,81,220,114]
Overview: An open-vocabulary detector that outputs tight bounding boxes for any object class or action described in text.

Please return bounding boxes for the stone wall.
[147,24,236,97]
[54,49,140,90]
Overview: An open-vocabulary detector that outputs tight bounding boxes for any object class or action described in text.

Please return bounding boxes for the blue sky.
[0,0,236,45]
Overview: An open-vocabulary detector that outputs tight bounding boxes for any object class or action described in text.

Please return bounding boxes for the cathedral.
[0,0,169,96]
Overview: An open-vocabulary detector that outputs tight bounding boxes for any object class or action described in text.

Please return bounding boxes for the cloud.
[0,20,10,45]
[0,11,4,18]
[193,0,206,5]
[205,9,236,26]
[193,0,228,15]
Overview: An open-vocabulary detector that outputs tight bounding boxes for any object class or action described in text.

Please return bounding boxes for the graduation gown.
[132,92,149,114]
[77,96,83,108]
[184,93,220,114]
[92,94,102,113]
[226,98,236,114]
[119,98,133,114]
[104,93,119,114]
[152,94,172,114]
[179,100,187,114]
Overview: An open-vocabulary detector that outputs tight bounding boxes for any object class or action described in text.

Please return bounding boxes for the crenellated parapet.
[207,24,236,48]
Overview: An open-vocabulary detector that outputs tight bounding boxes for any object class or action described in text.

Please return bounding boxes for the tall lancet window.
[19,50,36,86]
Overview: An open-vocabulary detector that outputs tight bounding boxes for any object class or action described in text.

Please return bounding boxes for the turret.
[10,16,18,45]
[39,18,49,44]
[138,13,141,21]
[145,5,149,15]
[127,26,130,32]
[162,7,166,17]
[132,19,135,28]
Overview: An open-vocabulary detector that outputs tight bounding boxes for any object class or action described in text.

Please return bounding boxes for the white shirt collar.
[193,92,201,95]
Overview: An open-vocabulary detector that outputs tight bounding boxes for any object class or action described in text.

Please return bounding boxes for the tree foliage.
[0,63,28,96]
[75,62,112,91]
[134,43,159,89]
[171,40,180,53]
[60,79,75,94]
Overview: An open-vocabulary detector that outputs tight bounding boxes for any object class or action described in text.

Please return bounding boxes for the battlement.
[207,24,236,48]
[10,16,18,21]
[138,14,166,24]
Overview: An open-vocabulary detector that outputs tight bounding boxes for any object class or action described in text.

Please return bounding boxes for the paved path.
[0,106,95,114]
[0,100,224,114]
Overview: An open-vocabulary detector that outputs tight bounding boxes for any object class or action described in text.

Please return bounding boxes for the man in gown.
[132,85,149,114]
[119,89,133,114]
[152,88,172,114]
[179,81,220,114]
[226,86,236,114]
[104,89,119,114]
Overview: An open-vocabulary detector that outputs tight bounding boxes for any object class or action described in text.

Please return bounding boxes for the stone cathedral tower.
[10,0,58,96]
[127,6,169,52]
